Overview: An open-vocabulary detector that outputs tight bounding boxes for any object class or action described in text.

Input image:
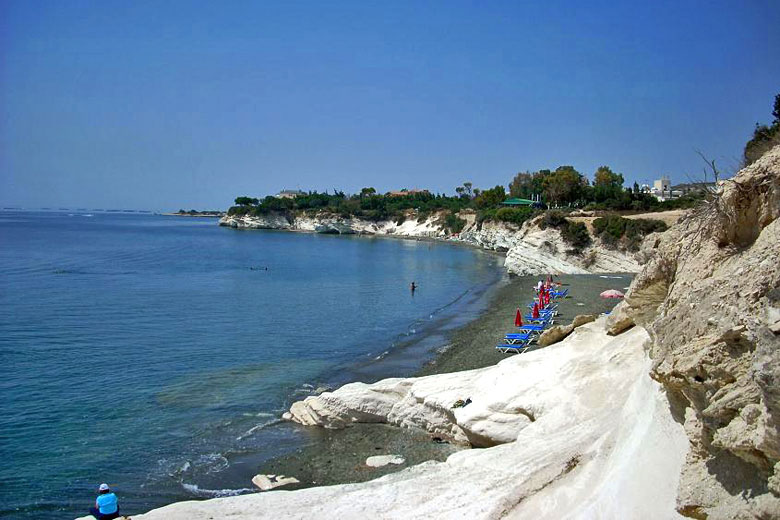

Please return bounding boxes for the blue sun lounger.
[550,288,568,298]
[524,314,555,324]
[496,342,531,354]
[505,332,536,344]
[517,323,546,330]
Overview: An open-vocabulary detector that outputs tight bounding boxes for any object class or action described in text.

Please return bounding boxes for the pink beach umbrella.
[600,289,625,299]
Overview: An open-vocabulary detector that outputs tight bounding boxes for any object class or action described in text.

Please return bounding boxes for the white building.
[653,176,670,193]
[277,190,306,199]
[651,176,682,201]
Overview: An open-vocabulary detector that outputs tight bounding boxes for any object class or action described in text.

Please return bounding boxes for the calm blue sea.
[0,211,504,519]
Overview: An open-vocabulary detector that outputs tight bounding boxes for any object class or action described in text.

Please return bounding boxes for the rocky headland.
[123,146,780,519]
[219,209,654,276]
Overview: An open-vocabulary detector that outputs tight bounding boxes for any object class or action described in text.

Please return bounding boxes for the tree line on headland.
[228,92,778,239]
[228,165,699,228]
[226,170,682,252]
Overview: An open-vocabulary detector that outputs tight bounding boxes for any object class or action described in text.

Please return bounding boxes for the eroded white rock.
[251,474,300,491]
[135,320,689,520]
[365,455,405,467]
[219,211,644,276]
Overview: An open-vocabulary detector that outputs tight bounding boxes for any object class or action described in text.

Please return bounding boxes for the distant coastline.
[162,210,225,218]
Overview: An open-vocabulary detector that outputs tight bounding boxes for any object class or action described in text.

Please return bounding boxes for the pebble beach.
[251,273,633,490]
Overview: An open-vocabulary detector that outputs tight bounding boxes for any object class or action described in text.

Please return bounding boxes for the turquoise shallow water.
[0,211,504,519]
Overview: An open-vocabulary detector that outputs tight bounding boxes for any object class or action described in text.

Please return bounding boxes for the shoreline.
[160,213,224,218]
[218,212,645,275]
[225,272,633,495]
[125,273,644,520]
[156,261,511,502]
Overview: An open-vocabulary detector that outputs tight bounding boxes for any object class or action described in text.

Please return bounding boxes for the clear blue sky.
[1,0,778,210]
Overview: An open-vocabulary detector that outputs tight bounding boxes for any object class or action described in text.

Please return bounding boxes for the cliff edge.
[612,145,780,518]
[219,211,644,275]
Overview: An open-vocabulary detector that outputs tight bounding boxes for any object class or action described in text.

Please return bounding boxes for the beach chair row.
[495,287,568,354]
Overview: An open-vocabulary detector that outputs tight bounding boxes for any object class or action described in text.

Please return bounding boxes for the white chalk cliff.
[219,211,642,275]
[134,321,689,520]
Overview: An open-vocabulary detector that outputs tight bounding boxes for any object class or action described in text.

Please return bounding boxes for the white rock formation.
[365,455,405,467]
[251,474,300,491]
[220,212,448,238]
[133,320,689,519]
[498,218,641,275]
[219,211,642,276]
[221,213,293,230]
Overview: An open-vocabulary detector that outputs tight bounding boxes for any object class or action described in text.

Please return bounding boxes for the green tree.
[360,187,376,198]
[592,166,625,202]
[234,196,259,206]
[532,170,551,199]
[473,185,506,209]
[509,172,534,199]
[773,92,780,122]
[744,92,780,166]
[543,166,586,206]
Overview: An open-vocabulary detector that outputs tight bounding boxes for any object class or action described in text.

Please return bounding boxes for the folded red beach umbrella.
[532,302,540,319]
[544,291,550,305]
[515,308,523,327]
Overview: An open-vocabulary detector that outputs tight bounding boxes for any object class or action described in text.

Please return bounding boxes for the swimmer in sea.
[410,281,417,293]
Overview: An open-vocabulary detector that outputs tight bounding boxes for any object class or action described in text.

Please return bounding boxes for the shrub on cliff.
[560,221,591,252]
[536,210,592,253]
[538,210,568,230]
[227,205,250,216]
[441,212,466,234]
[744,92,780,166]
[593,215,667,251]
[495,207,534,225]
[475,206,536,228]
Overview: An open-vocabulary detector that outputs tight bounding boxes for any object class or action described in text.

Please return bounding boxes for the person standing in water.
[410,281,417,293]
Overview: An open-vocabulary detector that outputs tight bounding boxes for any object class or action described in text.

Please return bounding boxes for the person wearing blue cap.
[88,483,120,520]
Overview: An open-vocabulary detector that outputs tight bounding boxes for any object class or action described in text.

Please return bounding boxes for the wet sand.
[244,273,633,491]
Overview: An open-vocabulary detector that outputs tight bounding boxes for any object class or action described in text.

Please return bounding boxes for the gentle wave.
[235,418,283,441]
[181,483,255,497]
